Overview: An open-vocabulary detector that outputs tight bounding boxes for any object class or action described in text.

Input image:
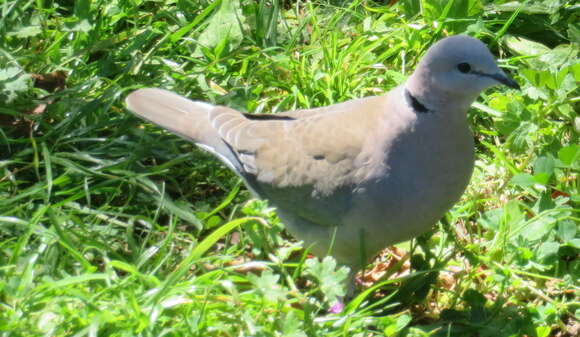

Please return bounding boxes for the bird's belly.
[350,172,468,243]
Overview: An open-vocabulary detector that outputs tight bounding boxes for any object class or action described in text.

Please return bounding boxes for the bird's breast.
[344,118,475,244]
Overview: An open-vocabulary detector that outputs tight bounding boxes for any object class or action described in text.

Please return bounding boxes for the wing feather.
[210,95,392,226]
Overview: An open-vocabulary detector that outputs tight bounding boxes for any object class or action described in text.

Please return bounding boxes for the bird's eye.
[457,63,471,73]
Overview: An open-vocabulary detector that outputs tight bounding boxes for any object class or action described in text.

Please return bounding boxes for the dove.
[126,35,519,291]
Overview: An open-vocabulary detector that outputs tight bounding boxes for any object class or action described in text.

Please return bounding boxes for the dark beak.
[490,72,520,90]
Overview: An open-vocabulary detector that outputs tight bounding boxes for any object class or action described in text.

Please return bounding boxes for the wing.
[211,95,391,226]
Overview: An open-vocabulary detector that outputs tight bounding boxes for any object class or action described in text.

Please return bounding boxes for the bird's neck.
[406,72,477,118]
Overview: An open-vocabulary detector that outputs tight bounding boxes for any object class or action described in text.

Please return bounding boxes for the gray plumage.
[126,35,519,280]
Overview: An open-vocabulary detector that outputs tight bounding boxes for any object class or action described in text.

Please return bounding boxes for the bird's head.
[408,35,519,104]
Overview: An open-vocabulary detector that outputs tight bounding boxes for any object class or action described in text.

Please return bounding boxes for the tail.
[125,88,241,171]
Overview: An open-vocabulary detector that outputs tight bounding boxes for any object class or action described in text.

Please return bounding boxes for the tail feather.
[125,88,241,171]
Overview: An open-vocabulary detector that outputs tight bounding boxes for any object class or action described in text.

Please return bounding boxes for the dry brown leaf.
[31,70,67,92]
[359,246,411,288]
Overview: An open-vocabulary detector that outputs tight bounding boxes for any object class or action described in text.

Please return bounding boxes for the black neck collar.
[404,88,430,114]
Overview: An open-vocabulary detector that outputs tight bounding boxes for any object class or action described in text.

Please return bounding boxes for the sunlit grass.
[0,0,578,336]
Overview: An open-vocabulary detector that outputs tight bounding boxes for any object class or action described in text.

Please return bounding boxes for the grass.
[0,0,578,336]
